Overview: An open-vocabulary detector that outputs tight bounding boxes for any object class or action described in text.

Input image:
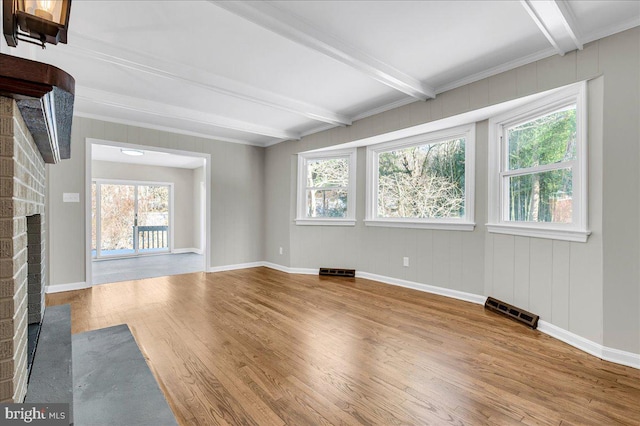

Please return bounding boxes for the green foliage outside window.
[507,106,576,223]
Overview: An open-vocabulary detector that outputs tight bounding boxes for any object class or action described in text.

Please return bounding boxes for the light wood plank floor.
[47,267,640,425]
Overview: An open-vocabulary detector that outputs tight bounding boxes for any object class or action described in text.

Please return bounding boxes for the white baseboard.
[289,267,317,275]
[261,262,639,370]
[356,271,487,305]
[538,320,640,369]
[262,262,287,273]
[45,282,90,294]
[262,263,484,304]
[173,248,203,254]
[208,261,264,273]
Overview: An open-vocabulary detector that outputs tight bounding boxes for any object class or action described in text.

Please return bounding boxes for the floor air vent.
[484,297,539,329]
[319,268,356,278]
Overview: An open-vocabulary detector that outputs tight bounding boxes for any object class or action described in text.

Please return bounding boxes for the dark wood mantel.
[0,53,74,163]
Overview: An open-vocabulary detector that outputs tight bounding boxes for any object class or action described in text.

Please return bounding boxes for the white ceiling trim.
[520,0,566,55]
[435,47,558,95]
[351,97,418,122]
[555,0,583,50]
[75,112,261,147]
[265,97,421,147]
[520,0,589,55]
[581,15,640,46]
[213,1,435,101]
[76,86,300,141]
[65,33,352,127]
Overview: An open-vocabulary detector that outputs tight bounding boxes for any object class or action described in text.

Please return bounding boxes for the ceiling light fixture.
[121,149,144,157]
[3,0,72,48]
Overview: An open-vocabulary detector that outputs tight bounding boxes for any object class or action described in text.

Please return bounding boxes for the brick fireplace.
[0,97,47,402]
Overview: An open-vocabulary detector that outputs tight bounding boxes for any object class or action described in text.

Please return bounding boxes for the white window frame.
[487,81,590,242]
[296,148,357,226]
[365,124,475,230]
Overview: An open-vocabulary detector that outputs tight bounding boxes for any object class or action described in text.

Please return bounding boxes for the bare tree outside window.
[100,184,135,251]
[377,138,466,219]
[94,183,170,255]
[305,158,349,218]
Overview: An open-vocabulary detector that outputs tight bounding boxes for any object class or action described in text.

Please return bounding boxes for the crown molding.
[434,47,557,95]
[581,16,640,46]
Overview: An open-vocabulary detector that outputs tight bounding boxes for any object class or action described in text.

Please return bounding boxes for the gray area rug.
[72,324,177,426]
[92,253,204,285]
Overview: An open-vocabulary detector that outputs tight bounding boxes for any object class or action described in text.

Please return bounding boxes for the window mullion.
[305,186,347,191]
[502,160,575,178]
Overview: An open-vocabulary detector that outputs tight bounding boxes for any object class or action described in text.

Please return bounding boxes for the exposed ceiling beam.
[213,1,435,101]
[520,0,583,56]
[64,33,351,127]
[520,0,564,55]
[554,0,583,50]
[76,86,301,141]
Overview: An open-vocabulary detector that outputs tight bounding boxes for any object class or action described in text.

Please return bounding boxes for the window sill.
[295,219,356,226]
[486,223,591,242]
[364,219,475,231]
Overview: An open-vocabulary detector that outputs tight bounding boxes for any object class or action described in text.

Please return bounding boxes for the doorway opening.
[85,139,211,286]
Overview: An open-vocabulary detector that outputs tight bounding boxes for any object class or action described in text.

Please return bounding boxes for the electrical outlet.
[279,247,283,255]
[403,257,409,267]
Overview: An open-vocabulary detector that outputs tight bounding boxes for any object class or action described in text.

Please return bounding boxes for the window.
[488,81,589,242]
[365,124,475,230]
[296,149,356,225]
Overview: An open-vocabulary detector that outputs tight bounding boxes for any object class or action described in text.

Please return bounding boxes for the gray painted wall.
[47,117,265,287]
[264,28,639,355]
[92,160,197,250]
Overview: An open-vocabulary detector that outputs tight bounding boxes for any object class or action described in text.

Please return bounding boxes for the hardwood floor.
[47,267,640,425]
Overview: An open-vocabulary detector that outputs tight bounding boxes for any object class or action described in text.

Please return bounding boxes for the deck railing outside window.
[136,226,169,250]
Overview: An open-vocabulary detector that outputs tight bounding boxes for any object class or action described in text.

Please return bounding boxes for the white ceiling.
[2,1,639,147]
[92,144,205,169]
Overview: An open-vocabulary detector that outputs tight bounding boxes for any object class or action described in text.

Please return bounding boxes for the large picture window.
[296,149,357,225]
[488,81,589,242]
[366,124,475,230]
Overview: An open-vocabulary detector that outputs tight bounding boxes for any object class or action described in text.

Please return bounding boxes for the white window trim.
[487,81,590,243]
[365,124,476,230]
[296,148,357,226]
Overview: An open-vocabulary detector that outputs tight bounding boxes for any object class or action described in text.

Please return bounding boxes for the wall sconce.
[3,0,71,48]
